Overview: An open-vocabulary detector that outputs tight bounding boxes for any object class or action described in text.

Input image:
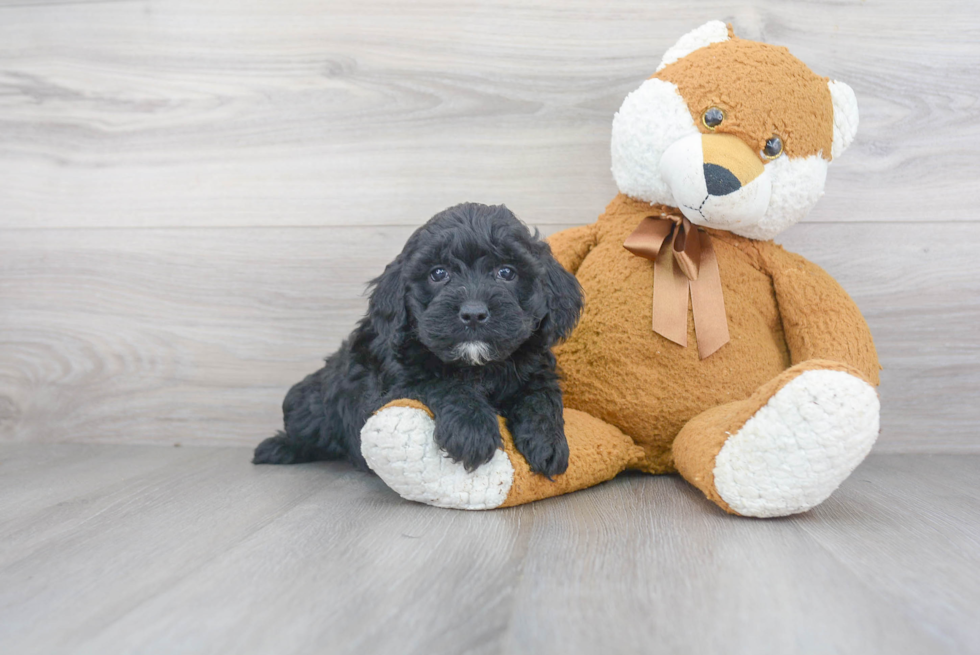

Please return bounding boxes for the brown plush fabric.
[499,409,645,508]
[766,248,880,385]
[546,222,598,274]
[672,360,869,514]
[549,194,880,475]
[656,36,835,160]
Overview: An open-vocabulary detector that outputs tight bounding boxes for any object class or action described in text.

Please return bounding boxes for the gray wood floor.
[1,445,977,655]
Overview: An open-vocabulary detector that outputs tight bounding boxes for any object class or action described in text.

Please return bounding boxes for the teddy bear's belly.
[554,237,791,474]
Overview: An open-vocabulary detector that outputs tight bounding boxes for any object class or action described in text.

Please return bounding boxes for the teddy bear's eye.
[702,107,724,129]
[762,135,784,159]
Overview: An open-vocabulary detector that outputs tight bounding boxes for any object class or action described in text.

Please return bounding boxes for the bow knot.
[623,213,730,359]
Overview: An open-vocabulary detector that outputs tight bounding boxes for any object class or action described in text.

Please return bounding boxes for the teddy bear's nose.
[703,163,742,196]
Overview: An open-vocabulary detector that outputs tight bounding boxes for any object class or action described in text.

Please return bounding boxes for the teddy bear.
[358,21,881,517]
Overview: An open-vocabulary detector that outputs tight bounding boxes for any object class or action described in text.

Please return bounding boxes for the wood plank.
[0,443,199,535]
[500,468,956,655]
[0,444,530,655]
[0,446,975,654]
[0,0,977,228]
[0,446,357,652]
[0,225,412,448]
[795,454,980,655]
[1,222,978,451]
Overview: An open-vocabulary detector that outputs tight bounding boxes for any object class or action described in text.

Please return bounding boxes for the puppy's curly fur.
[253,203,583,477]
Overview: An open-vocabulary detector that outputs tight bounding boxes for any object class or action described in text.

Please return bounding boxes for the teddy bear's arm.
[545,223,599,274]
[767,248,881,386]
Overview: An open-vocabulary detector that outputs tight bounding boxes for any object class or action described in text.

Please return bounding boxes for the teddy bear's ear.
[828,80,859,159]
[656,21,731,72]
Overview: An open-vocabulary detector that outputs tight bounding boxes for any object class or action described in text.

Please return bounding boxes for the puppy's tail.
[252,431,321,465]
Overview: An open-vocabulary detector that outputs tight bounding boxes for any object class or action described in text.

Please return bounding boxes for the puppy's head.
[368,203,582,366]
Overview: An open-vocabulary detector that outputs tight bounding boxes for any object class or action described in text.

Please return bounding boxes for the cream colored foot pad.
[361,406,513,510]
[714,370,880,517]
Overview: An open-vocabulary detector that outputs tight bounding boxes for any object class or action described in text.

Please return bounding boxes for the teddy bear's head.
[611,21,858,240]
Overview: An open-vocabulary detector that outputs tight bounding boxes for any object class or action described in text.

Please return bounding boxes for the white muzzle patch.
[452,341,493,366]
[660,133,772,230]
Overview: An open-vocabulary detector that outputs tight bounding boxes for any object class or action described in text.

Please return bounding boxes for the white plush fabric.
[656,20,730,72]
[360,406,513,510]
[732,154,828,241]
[829,80,859,159]
[611,78,699,205]
[713,370,880,518]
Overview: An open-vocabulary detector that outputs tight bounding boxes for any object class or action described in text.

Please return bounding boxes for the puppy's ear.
[367,257,408,349]
[538,245,583,346]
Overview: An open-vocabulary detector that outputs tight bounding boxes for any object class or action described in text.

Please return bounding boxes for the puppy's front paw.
[434,409,502,472]
[511,417,570,479]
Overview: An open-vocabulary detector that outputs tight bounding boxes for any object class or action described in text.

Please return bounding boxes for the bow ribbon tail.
[689,234,729,359]
[652,241,692,348]
[623,214,730,359]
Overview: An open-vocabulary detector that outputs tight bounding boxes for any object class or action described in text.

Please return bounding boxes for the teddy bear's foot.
[674,361,880,518]
[714,368,879,517]
[361,399,644,509]
[360,400,514,510]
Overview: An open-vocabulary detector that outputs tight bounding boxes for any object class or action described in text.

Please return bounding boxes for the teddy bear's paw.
[713,370,880,518]
[360,404,514,510]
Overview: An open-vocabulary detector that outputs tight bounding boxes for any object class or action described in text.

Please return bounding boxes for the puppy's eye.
[429,267,449,283]
[702,107,724,130]
[495,266,517,282]
[762,135,784,160]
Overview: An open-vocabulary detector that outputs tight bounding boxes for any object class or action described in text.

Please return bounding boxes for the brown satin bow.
[623,213,730,359]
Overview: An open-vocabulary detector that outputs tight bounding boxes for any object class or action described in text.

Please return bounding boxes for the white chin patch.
[452,341,492,366]
[659,134,772,231]
[611,79,700,205]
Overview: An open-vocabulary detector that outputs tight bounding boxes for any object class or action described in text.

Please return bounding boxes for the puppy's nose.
[459,301,490,326]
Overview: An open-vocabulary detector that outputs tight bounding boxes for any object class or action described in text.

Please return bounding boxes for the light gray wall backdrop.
[1,0,978,452]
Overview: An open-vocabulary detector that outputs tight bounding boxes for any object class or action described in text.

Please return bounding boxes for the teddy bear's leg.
[672,360,880,517]
[360,399,644,509]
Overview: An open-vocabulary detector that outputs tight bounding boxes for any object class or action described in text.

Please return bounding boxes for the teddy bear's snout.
[660,132,772,229]
[701,133,765,193]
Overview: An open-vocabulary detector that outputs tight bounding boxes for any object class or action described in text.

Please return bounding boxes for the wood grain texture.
[1,2,978,449]
[0,0,978,228]
[0,445,977,655]
[2,222,978,451]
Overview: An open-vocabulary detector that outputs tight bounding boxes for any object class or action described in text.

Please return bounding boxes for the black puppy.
[253,203,583,477]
